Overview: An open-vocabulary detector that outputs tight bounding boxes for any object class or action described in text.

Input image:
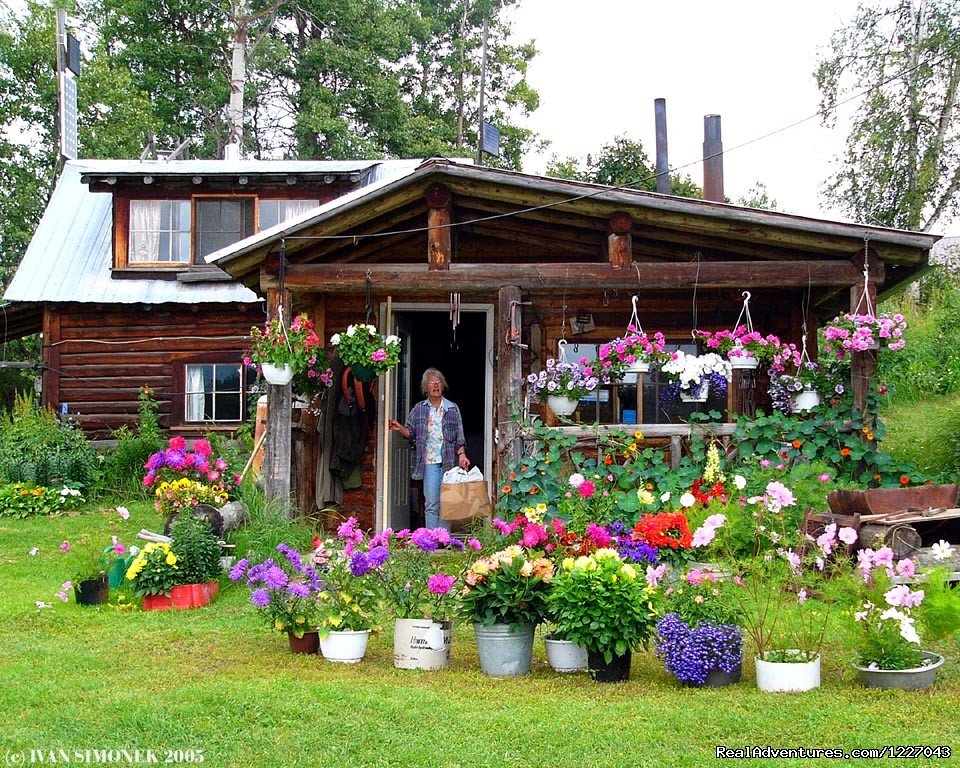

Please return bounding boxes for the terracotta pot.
[288,631,320,655]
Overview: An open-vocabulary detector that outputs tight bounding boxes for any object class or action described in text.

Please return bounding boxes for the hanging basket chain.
[364,270,374,325]
[627,294,645,336]
[854,234,875,317]
[733,290,754,335]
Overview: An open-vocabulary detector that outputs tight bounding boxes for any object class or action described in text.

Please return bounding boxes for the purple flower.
[410,528,439,552]
[286,582,311,598]
[229,558,249,582]
[262,565,289,590]
[276,543,305,573]
[655,614,742,686]
[349,551,372,577]
[251,588,271,608]
[164,450,187,470]
[145,452,165,471]
[367,545,390,569]
[428,573,456,595]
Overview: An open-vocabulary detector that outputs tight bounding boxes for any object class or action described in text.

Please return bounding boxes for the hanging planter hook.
[627,295,644,335]
[733,290,755,335]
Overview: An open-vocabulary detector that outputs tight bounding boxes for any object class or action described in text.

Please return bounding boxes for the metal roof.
[4,158,425,305]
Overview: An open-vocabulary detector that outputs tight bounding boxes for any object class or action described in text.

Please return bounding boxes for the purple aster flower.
[286,582,311,598]
[229,558,249,582]
[164,450,187,470]
[251,588,271,608]
[349,551,371,577]
[428,573,456,595]
[262,565,289,590]
[367,545,389,569]
[410,528,439,552]
[276,543,304,573]
[446,538,465,551]
[145,451,165,471]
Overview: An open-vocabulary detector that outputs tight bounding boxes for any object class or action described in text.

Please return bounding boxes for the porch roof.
[208,158,941,299]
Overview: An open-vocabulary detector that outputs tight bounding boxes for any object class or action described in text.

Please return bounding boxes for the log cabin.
[3,158,419,437]
[207,158,941,532]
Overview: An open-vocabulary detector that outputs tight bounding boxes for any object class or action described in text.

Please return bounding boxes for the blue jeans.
[423,463,450,531]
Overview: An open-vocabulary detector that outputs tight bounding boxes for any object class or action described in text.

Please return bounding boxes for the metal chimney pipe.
[703,114,724,202]
[654,98,670,194]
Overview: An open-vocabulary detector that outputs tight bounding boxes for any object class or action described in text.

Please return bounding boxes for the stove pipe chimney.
[654,98,670,194]
[703,114,724,202]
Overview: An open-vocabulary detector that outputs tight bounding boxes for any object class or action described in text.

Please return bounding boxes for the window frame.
[172,352,253,428]
[192,194,257,263]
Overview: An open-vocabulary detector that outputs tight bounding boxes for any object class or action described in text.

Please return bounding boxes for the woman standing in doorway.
[388,368,470,530]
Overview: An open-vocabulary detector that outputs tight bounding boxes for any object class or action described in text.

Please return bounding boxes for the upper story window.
[125,197,318,268]
[129,200,191,263]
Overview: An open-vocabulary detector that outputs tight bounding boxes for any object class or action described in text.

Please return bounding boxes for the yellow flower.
[342,593,353,604]
[562,557,575,571]
[621,564,637,581]
[633,430,644,441]
[536,503,547,514]
[275,620,286,632]
[637,489,654,505]
[503,544,523,559]
[165,553,178,566]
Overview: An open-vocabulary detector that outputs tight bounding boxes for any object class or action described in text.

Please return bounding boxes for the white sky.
[511,0,865,222]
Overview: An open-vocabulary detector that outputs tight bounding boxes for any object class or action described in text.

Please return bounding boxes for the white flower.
[898,616,921,645]
[330,333,341,345]
[931,540,954,561]
[116,506,130,520]
[366,324,377,335]
[733,474,746,490]
[568,473,585,488]
[28,547,39,556]
[35,601,52,609]
[346,326,356,337]
[679,492,695,508]
[660,491,671,504]
[385,334,400,346]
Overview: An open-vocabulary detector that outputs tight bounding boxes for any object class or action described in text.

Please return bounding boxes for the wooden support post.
[264,382,293,514]
[42,306,60,411]
[497,286,523,482]
[425,184,452,270]
[607,213,632,270]
[851,249,878,418]
[669,436,683,470]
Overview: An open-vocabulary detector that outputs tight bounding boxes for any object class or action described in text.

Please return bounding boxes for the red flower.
[792,439,802,449]
[900,475,910,486]
[840,447,852,457]
[631,512,692,550]
[603,455,613,465]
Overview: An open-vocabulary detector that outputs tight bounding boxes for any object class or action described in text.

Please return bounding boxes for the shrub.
[100,387,165,498]
[0,483,84,518]
[0,394,99,490]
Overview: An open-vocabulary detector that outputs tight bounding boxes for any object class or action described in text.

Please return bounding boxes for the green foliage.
[101,387,165,498]
[169,514,221,585]
[548,549,660,663]
[662,572,739,628]
[125,541,181,597]
[228,484,316,566]
[918,568,960,641]
[546,135,702,198]
[0,482,83,518]
[0,394,99,490]
[816,0,960,230]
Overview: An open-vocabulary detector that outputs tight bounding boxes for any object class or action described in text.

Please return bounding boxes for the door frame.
[375,301,495,532]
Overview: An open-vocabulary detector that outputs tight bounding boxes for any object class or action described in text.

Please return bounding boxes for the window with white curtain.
[184,363,243,422]
[259,199,320,230]
[129,200,191,263]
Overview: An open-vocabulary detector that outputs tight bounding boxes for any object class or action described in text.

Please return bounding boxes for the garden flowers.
[525,357,600,401]
[820,312,907,359]
[330,324,401,375]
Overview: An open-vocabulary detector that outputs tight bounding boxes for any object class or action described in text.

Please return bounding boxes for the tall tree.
[816,0,960,231]
[546,136,702,198]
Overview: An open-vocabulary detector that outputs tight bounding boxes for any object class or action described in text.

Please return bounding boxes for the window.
[558,341,727,424]
[259,199,320,230]
[195,198,255,260]
[184,363,244,422]
[129,200,191,263]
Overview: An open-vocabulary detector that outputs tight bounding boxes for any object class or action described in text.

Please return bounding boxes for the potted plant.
[60,536,132,606]
[167,514,222,608]
[310,517,384,663]
[525,357,600,417]
[460,545,554,676]
[548,548,660,683]
[597,327,667,379]
[143,437,240,520]
[820,312,907,359]
[658,351,731,405]
[768,360,846,415]
[247,312,324,385]
[373,526,470,670]
[125,542,182,610]
[329,323,401,381]
[655,568,742,687]
[230,542,325,653]
[694,326,782,370]
[847,541,960,690]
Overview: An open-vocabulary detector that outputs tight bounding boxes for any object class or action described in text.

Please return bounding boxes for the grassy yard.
[1,505,958,768]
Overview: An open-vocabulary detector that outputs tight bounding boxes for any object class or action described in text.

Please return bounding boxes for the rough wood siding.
[50,302,258,437]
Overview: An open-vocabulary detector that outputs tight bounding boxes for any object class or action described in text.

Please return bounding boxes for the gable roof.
[208,159,941,297]
[4,158,423,306]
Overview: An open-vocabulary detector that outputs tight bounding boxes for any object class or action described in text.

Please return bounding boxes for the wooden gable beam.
[268,259,877,293]
[426,184,452,270]
[608,213,632,270]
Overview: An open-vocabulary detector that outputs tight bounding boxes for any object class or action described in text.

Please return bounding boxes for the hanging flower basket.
[260,362,294,385]
[547,395,580,416]
[330,324,401,376]
[246,312,323,381]
[659,352,731,408]
[820,312,906,359]
[526,357,599,406]
[679,379,711,403]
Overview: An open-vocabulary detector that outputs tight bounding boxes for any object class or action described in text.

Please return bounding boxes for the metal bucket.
[473,622,534,676]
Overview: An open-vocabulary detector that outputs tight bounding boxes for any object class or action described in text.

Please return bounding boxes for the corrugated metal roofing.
[4,158,425,305]
[3,162,259,304]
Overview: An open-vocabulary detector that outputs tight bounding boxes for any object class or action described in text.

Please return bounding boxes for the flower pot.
[319,629,371,664]
[546,395,579,417]
[729,354,759,370]
[755,651,821,692]
[625,360,650,374]
[793,388,820,412]
[142,593,173,611]
[701,663,743,688]
[679,380,710,403]
[288,631,320,655]
[544,635,588,673]
[74,576,109,606]
[588,649,632,683]
[852,651,944,691]
[473,622,534,677]
[349,363,376,382]
[261,363,294,385]
[393,618,452,671]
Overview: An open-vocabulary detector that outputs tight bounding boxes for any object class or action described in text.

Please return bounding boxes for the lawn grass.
[1,505,958,768]
[880,393,960,476]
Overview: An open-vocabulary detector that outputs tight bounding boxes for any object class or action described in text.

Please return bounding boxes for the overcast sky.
[511,0,867,223]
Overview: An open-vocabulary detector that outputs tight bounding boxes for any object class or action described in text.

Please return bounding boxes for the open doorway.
[382,304,492,531]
